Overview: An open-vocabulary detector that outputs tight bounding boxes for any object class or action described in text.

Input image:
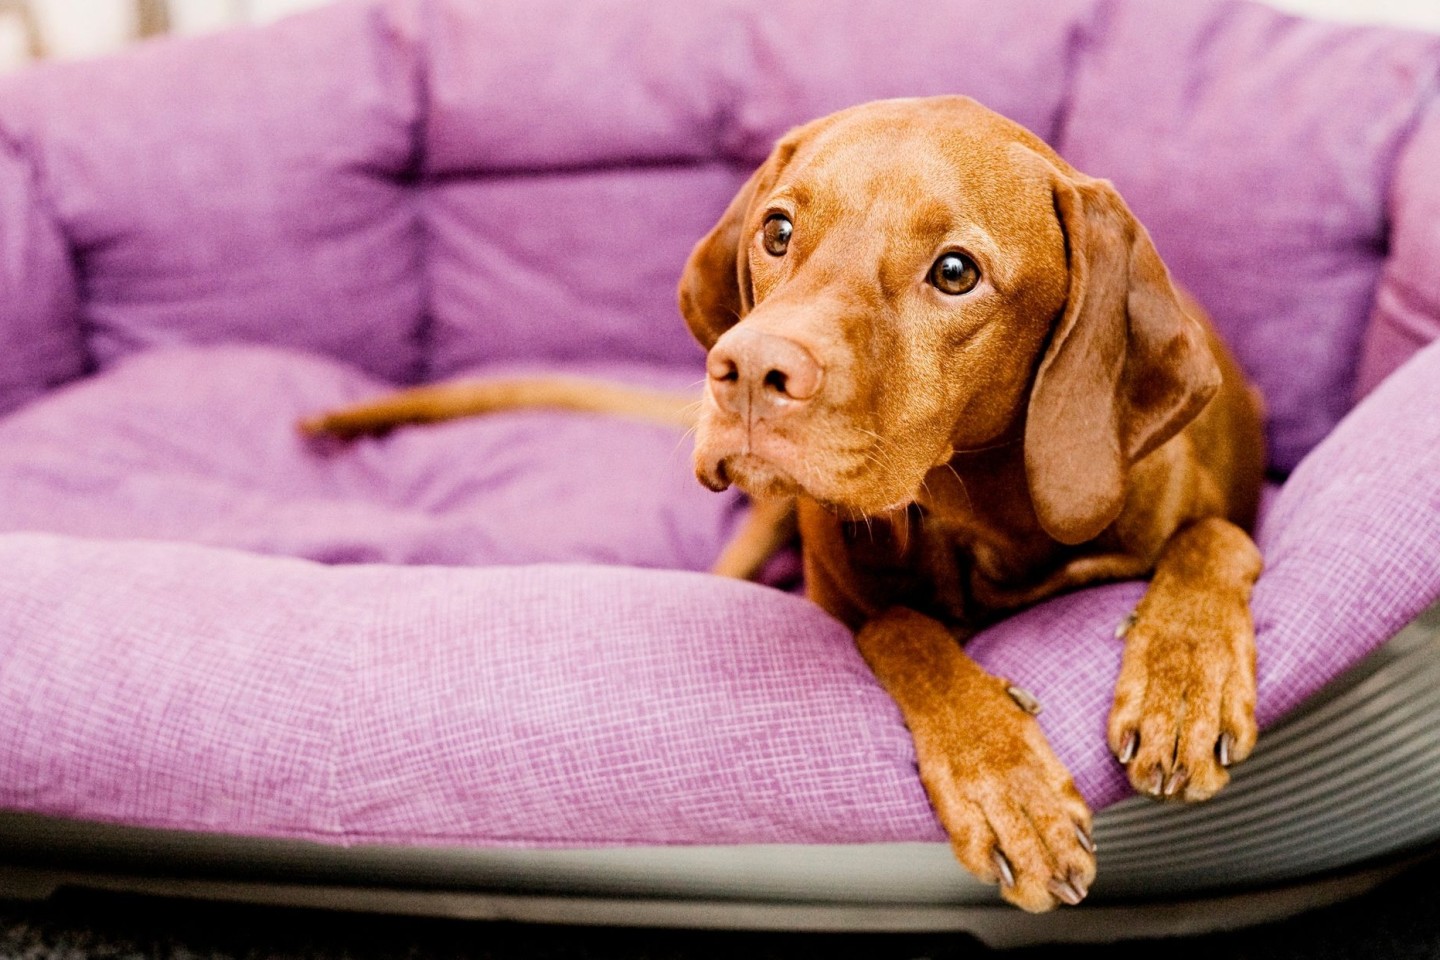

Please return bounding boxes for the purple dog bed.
[2,0,1440,933]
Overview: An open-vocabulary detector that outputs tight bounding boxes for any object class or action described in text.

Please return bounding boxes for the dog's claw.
[1114,612,1138,639]
[1144,768,1164,797]
[1075,823,1095,854]
[991,848,1015,888]
[1163,767,1189,798]
[1006,684,1042,716]
[1049,876,1086,906]
[1217,732,1235,768]
[1117,731,1139,764]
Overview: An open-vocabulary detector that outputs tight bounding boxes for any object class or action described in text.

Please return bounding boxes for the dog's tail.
[300,377,699,440]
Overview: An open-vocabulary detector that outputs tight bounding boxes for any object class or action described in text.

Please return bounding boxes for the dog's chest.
[834,500,1064,629]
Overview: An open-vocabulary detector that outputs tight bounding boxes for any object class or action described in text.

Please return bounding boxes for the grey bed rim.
[2,599,1437,943]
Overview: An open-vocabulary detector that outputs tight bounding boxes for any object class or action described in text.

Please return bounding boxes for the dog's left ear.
[1024,165,1221,545]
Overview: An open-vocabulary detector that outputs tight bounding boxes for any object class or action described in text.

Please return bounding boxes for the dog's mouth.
[698,452,802,500]
[693,414,931,514]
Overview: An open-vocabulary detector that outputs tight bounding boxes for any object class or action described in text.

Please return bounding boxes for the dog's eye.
[761,214,793,257]
[929,253,979,295]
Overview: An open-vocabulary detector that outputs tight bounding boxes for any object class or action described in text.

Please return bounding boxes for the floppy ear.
[678,131,809,348]
[677,165,764,348]
[1025,171,1221,545]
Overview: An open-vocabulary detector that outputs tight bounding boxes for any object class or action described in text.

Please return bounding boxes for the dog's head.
[680,96,1219,544]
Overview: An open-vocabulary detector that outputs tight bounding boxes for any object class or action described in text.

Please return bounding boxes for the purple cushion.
[1357,99,1440,399]
[0,344,746,571]
[413,0,1091,379]
[4,0,1434,469]
[412,0,1084,172]
[0,134,84,418]
[424,168,729,376]
[0,5,423,384]
[3,341,1438,842]
[0,537,936,846]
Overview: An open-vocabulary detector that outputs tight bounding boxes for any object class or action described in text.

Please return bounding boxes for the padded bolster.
[0,535,940,848]
[1357,98,1440,399]
[1253,336,1440,724]
[404,0,1095,174]
[3,332,1437,838]
[423,164,736,375]
[0,132,84,417]
[0,3,425,383]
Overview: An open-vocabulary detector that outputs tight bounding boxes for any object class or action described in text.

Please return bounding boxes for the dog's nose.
[707,327,824,419]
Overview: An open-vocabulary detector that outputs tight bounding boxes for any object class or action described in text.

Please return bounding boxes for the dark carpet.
[4,857,1439,960]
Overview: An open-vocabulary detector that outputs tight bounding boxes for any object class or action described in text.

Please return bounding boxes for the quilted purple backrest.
[406,0,1089,384]
[0,5,423,389]
[0,0,1437,471]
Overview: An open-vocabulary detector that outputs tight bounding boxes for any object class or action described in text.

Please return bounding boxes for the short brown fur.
[305,97,1266,912]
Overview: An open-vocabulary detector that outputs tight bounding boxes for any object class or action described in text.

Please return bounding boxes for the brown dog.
[304,96,1266,912]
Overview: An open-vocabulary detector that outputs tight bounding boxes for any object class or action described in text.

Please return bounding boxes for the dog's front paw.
[1107,598,1258,803]
[912,680,1096,913]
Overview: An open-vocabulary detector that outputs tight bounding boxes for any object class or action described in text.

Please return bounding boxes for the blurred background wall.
[0,0,329,67]
[0,0,1435,72]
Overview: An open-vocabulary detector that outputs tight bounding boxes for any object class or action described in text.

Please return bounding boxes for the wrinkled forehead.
[764,107,1054,241]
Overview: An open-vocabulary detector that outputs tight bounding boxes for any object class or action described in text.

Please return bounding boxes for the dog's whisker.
[896,500,913,554]
[951,436,1023,457]
[671,424,700,458]
[943,461,974,514]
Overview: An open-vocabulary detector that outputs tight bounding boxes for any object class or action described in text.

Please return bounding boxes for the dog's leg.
[857,607,1095,912]
[1108,517,1263,802]
[710,497,796,579]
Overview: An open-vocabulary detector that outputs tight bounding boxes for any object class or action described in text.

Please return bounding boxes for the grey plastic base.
[0,855,1419,948]
[2,601,1437,943]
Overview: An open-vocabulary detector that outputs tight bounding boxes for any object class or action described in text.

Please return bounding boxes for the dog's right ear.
[677,165,765,349]
[679,133,806,348]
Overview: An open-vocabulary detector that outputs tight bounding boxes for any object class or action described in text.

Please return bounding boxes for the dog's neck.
[816,440,1070,629]
[922,440,1040,536]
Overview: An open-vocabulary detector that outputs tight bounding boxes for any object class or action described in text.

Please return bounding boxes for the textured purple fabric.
[1251,337,1440,721]
[0,534,935,845]
[1,0,1440,849]
[0,0,1433,465]
[1357,100,1440,399]
[412,0,1092,379]
[424,168,729,375]
[0,345,746,572]
[0,134,84,417]
[1057,0,1440,470]
[411,0,1086,173]
[1,343,1437,840]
